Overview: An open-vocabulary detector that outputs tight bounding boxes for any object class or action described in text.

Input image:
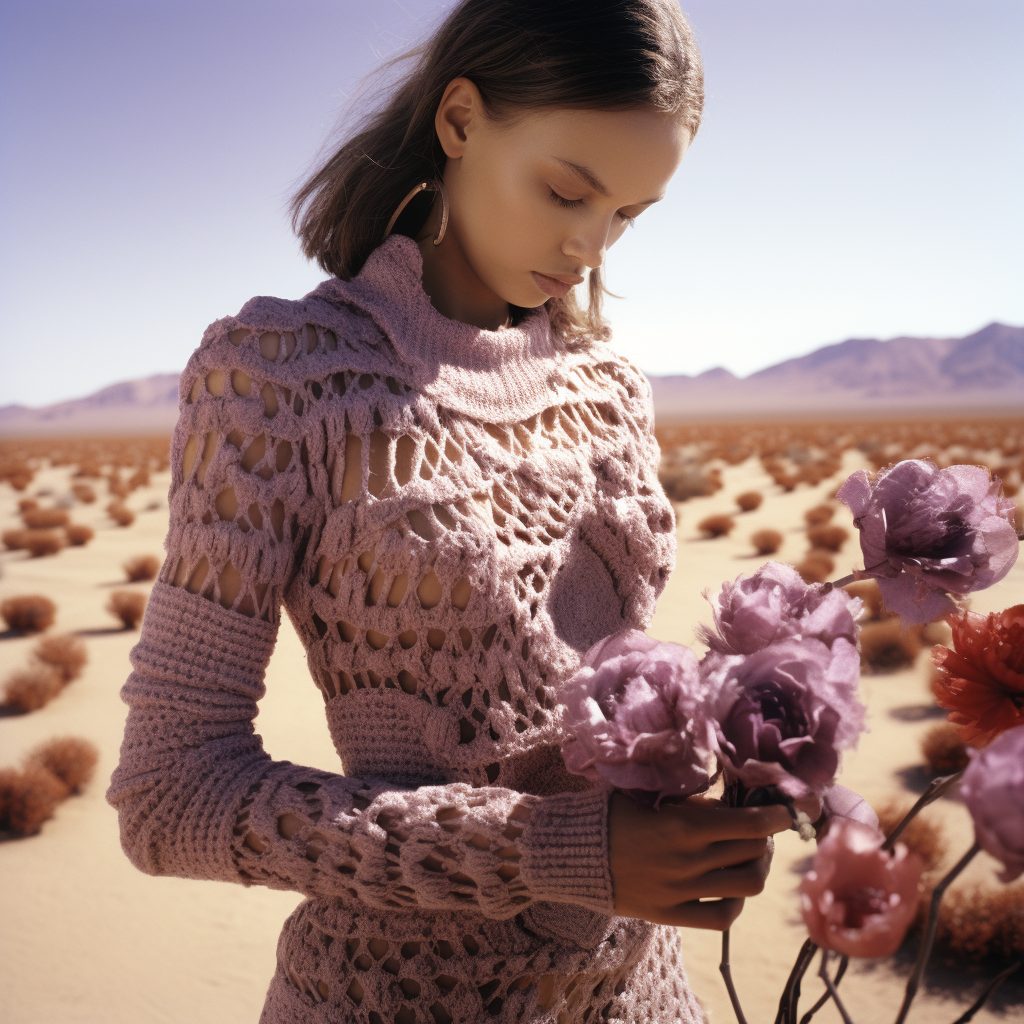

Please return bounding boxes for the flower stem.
[774,938,818,1024]
[818,950,856,1024]
[823,560,892,592]
[892,841,981,1024]
[720,928,749,1024]
[881,769,964,853]
[798,955,849,1024]
[948,961,1021,1024]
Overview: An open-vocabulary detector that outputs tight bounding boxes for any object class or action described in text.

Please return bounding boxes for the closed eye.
[547,188,637,227]
[548,188,583,210]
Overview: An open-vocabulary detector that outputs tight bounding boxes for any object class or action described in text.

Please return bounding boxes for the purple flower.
[960,724,1024,883]
[701,637,865,801]
[820,784,880,832]
[699,561,862,655]
[560,628,711,808]
[836,459,1019,625]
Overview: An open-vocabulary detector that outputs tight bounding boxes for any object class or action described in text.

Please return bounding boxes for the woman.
[107,2,790,1020]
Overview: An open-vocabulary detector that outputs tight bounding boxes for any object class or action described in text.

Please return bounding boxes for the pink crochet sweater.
[106,233,705,1023]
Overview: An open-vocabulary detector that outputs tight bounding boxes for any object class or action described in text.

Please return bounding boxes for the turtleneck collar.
[303,232,595,422]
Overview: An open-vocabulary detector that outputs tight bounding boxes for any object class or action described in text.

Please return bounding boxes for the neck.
[415,212,511,332]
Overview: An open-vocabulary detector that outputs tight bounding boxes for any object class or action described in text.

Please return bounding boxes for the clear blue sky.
[1,0,1021,407]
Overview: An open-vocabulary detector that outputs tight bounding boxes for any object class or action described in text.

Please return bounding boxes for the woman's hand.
[607,791,791,930]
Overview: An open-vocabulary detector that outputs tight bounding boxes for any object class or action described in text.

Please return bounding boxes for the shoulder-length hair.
[288,0,703,345]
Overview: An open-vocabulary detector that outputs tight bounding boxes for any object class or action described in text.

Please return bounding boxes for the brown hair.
[288,0,703,345]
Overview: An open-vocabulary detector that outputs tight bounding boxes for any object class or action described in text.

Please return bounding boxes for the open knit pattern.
[106,233,705,1023]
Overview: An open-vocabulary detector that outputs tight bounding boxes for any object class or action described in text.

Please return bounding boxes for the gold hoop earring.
[384,178,449,246]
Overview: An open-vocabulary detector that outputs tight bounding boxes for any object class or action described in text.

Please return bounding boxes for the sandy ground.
[0,448,1021,1024]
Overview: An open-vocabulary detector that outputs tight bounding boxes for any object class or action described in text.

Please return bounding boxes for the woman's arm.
[106,320,615,919]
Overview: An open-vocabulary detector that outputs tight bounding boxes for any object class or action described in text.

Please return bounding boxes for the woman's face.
[426,79,691,326]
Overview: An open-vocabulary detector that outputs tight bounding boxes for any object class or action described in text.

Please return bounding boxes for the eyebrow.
[553,158,664,206]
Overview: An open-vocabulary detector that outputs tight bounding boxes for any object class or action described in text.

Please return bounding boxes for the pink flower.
[960,724,1024,883]
[800,817,924,958]
[700,638,865,801]
[560,628,711,808]
[837,459,1018,625]
[699,561,862,655]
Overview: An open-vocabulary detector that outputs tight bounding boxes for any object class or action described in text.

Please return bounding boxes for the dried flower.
[960,724,1024,883]
[700,637,865,801]
[836,459,1018,625]
[561,629,711,807]
[799,817,924,958]
[699,561,861,656]
[931,605,1024,745]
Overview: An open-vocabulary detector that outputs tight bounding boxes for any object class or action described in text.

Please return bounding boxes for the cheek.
[462,166,549,264]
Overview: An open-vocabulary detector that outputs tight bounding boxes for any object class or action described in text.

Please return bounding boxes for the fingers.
[684,856,771,900]
[670,897,746,931]
[671,799,794,842]
[699,837,769,873]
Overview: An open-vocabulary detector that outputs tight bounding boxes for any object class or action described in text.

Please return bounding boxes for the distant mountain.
[0,374,181,436]
[648,322,1024,420]
[1,324,1021,436]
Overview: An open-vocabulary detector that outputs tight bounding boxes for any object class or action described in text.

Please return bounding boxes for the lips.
[532,271,582,299]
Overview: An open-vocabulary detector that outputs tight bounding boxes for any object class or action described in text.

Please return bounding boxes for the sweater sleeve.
[106,325,616,920]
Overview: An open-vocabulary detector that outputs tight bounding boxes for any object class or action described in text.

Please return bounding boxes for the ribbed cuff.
[518,784,615,913]
[129,580,278,698]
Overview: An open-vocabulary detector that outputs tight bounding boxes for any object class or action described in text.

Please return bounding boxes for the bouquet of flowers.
[558,459,1021,1023]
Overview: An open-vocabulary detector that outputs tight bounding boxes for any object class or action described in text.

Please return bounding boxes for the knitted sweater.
[106,232,705,1023]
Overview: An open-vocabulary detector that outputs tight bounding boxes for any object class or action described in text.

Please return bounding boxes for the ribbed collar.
[304,233,591,422]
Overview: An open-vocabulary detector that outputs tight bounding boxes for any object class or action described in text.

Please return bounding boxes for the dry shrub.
[21,507,70,529]
[794,552,834,584]
[2,666,63,712]
[803,504,835,526]
[106,501,135,527]
[17,498,39,513]
[108,474,130,499]
[806,524,849,552]
[698,514,735,538]
[128,467,150,489]
[843,579,890,621]
[70,482,96,503]
[73,460,103,479]
[2,529,28,551]
[860,618,923,671]
[0,764,67,834]
[920,722,970,774]
[32,634,87,684]
[875,799,947,874]
[806,548,836,575]
[6,469,33,491]
[21,529,65,557]
[123,554,160,582]
[23,736,98,794]
[735,491,763,512]
[751,528,783,555]
[64,523,94,546]
[1,594,56,633]
[108,590,147,629]
[919,884,1024,962]
[660,466,721,501]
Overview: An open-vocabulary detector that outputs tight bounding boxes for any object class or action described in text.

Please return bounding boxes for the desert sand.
[0,445,1021,1024]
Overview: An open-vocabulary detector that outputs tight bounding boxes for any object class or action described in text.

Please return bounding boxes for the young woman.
[107,2,791,1021]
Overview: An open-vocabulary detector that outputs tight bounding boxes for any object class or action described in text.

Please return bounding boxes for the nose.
[561,218,612,271]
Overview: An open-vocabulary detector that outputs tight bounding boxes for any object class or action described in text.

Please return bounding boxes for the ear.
[435,77,483,159]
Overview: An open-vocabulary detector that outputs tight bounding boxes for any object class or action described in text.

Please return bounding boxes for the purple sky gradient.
[1,0,1022,407]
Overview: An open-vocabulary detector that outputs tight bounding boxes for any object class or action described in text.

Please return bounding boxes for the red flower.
[931,605,1024,745]
[799,818,923,958]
